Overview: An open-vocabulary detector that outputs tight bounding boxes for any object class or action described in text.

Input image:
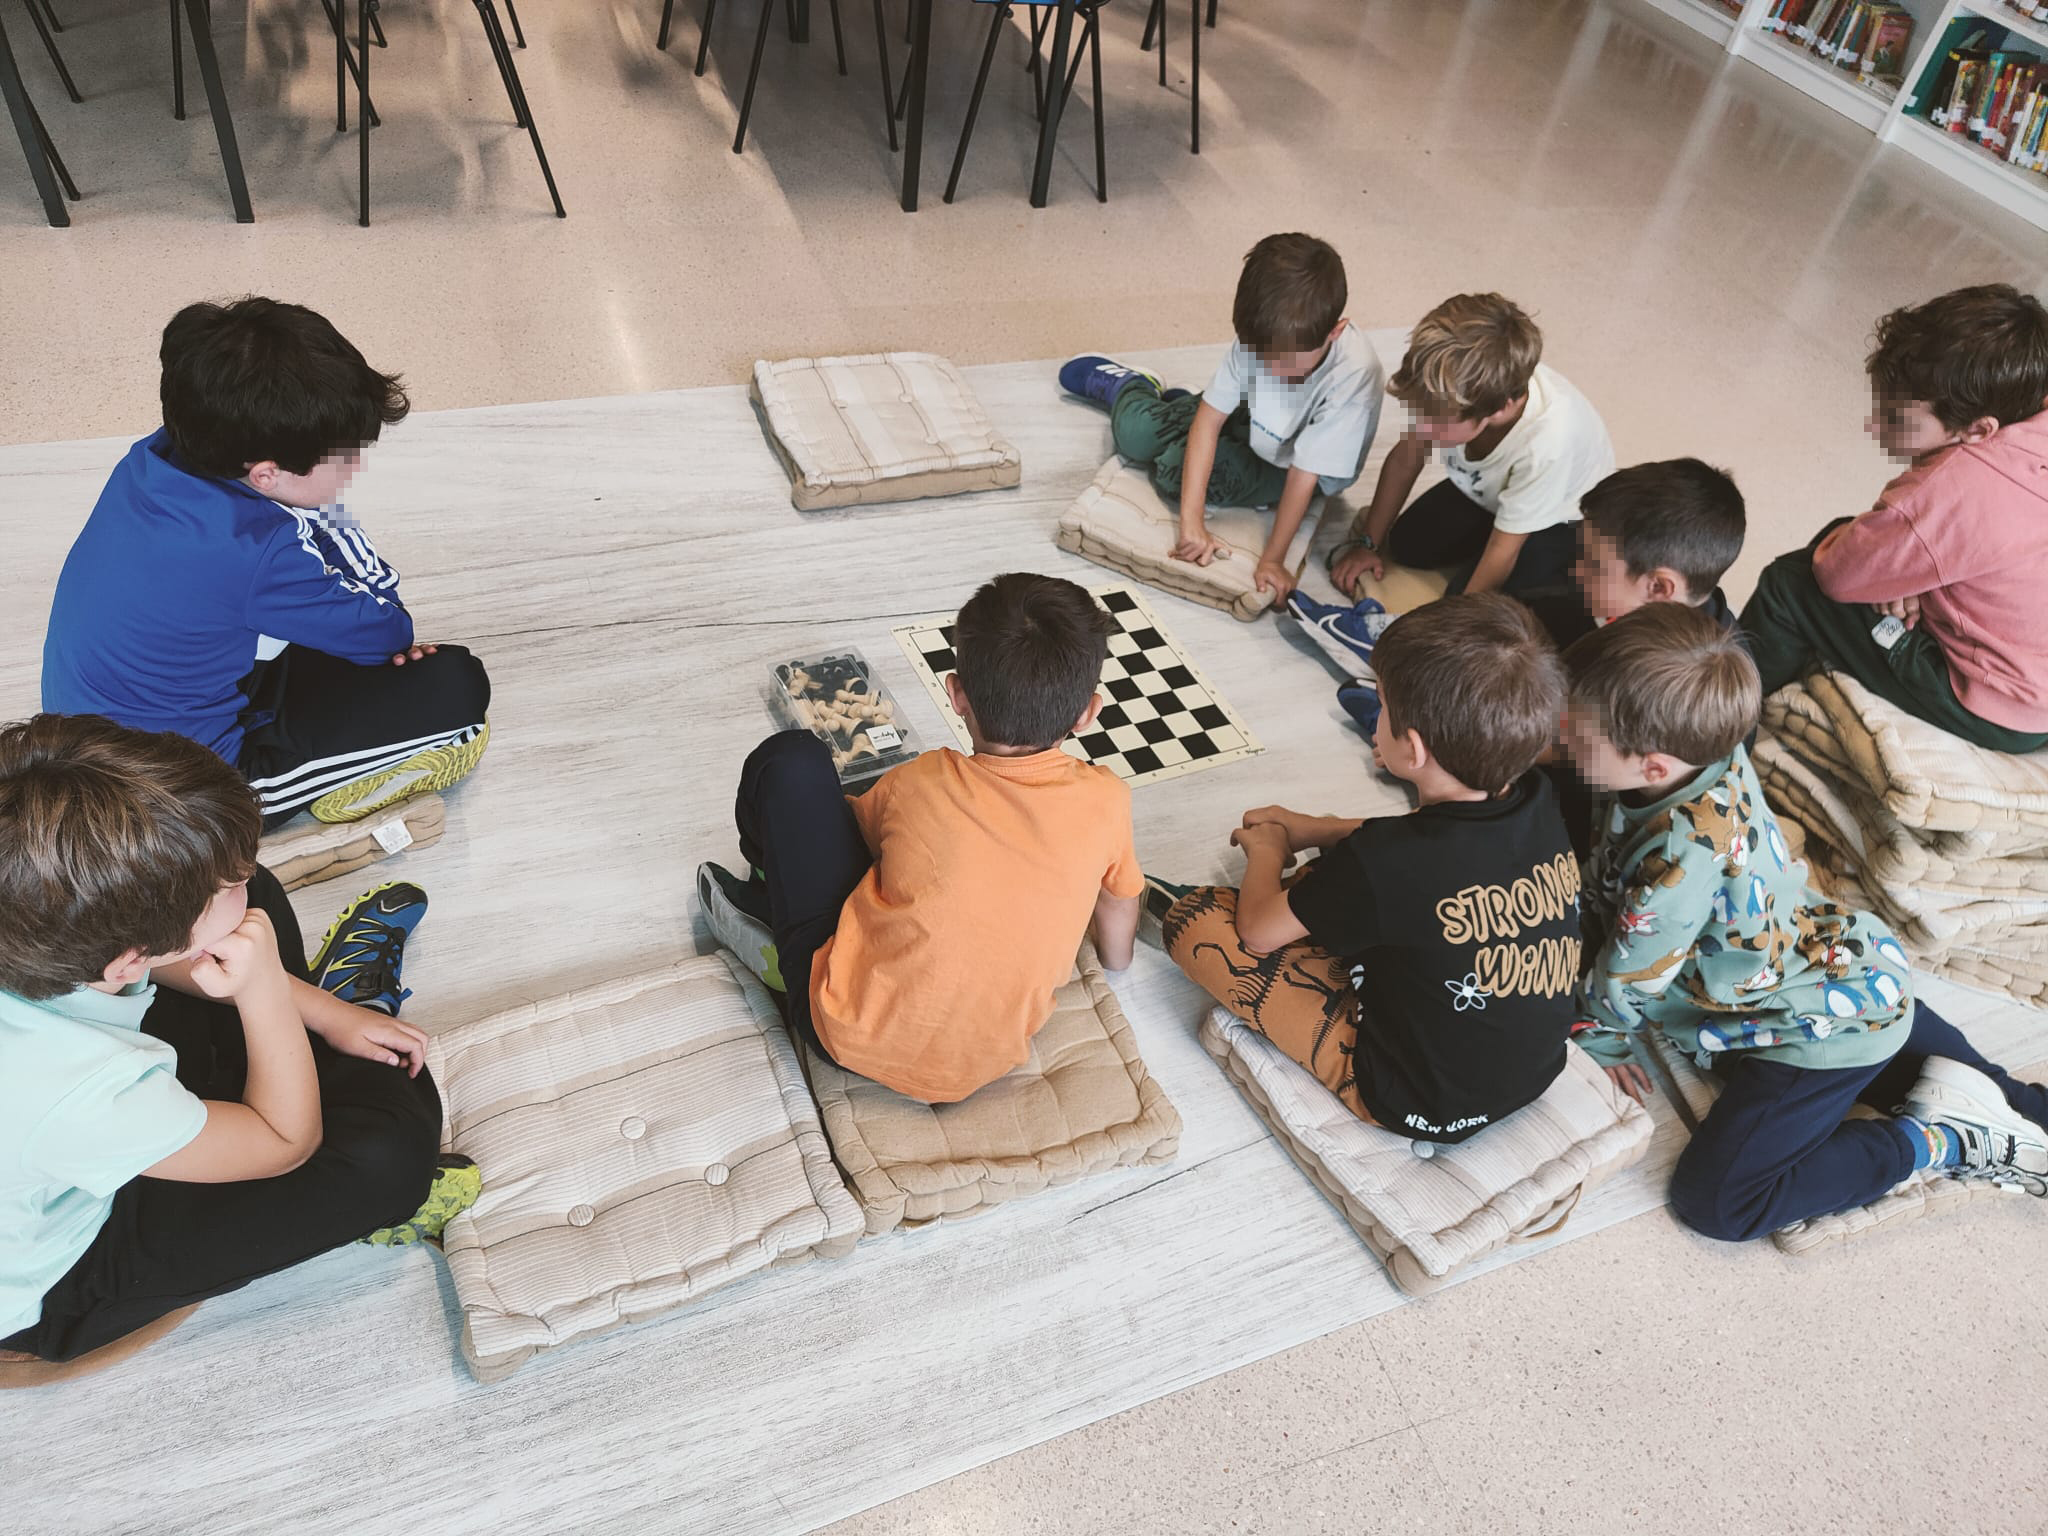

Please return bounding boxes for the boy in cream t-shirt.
[1331,293,1613,602]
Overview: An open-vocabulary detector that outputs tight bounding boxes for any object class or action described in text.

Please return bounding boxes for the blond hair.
[1563,604,1759,766]
[1388,293,1543,422]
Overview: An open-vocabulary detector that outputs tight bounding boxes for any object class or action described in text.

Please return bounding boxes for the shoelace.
[324,920,414,1012]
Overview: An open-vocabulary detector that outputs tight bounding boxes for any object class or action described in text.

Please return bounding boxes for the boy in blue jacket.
[42,298,489,828]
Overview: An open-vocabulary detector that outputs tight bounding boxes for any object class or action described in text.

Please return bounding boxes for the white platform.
[2,345,2042,1535]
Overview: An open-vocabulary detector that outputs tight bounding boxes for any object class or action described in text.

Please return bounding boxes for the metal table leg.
[179,0,252,220]
[1026,0,1073,208]
[897,0,928,211]
[0,8,67,225]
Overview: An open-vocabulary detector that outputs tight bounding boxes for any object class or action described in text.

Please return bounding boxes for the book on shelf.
[1760,1,1915,85]
[1997,3,2048,25]
[1909,14,2048,178]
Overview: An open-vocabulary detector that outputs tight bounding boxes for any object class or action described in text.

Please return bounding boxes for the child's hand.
[1241,805,1306,847]
[1253,561,1296,607]
[1603,1062,1654,1103]
[187,909,291,1007]
[1330,544,1384,595]
[391,643,440,666]
[1873,595,1921,630]
[1173,525,1229,566]
[315,1008,430,1077]
[1230,820,1294,862]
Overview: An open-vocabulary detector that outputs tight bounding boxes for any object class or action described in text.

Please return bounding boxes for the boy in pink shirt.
[1741,284,2048,753]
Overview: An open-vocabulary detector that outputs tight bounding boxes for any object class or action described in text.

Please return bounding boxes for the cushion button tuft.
[704,1162,730,1187]
[568,1203,595,1227]
[620,1116,647,1141]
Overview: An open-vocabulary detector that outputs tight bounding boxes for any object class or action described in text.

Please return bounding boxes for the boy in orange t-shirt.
[703,574,1143,1103]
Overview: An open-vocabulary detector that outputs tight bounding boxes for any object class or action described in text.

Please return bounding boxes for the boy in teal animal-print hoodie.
[1560,605,2048,1240]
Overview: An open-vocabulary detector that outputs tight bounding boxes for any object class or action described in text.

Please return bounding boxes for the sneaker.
[1138,875,1199,950]
[1058,355,1162,411]
[310,881,428,1017]
[309,721,491,825]
[697,863,784,992]
[1336,677,1383,737]
[361,1155,481,1247]
[1286,592,1394,675]
[1903,1056,2048,1196]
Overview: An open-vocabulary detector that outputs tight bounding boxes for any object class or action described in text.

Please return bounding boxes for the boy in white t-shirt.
[1061,233,1385,610]
[1331,293,1613,602]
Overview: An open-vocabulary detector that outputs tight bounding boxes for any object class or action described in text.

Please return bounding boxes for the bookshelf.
[1632,0,2048,229]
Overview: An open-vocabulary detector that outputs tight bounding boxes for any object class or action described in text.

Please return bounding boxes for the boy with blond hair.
[702,574,1142,1104]
[1331,293,1613,602]
[1741,284,2048,752]
[1563,605,2048,1238]
[1150,594,1579,1143]
[1061,233,1385,609]
[0,715,473,1364]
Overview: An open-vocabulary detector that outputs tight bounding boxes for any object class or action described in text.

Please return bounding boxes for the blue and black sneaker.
[310,881,428,1017]
[1336,677,1383,738]
[1058,355,1163,411]
[1286,591,1395,676]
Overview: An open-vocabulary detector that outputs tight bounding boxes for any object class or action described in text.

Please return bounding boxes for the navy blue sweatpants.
[1668,1001,2048,1242]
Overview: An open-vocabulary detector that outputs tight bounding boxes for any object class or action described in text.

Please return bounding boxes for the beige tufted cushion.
[802,952,1182,1236]
[426,953,863,1382]
[751,352,1022,511]
[1202,1012,1650,1294]
[258,794,446,893]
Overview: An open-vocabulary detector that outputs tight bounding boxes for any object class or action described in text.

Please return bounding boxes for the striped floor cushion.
[259,793,445,893]
[1203,1013,1651,1293]
[426,954,862,1382]
[801,952,1182,1236]
[751,352,1022,511]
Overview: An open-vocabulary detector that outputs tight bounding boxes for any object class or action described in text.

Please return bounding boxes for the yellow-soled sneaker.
[361,1155,482,1247]
[311,721,491,824]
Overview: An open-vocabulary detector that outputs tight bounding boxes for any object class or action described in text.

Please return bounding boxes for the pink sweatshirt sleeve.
[1812,478,1944,604]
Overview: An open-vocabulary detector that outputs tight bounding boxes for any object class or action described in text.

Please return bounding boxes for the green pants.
[1110,382,1289,509]
[1740,543,2048,754]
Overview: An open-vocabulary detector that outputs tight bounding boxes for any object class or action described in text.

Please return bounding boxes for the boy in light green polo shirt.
[0,715,476,1363]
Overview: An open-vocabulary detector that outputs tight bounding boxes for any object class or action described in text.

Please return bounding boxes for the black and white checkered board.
[891,585,1261,787]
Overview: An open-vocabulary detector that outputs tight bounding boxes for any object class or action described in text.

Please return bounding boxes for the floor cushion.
[751,352,1022,511]
[259,793,446,892]
[1055,455,1327,620]
[426,953,863,1383]
[1637,1028,2012,1255]
[1201,1011,1651,1294]
[801,952,1182,1235]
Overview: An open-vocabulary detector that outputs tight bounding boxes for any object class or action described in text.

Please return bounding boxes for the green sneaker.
[697,862,784,991]
[361,1154,481,1247]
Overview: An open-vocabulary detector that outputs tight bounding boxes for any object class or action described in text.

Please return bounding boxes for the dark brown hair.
[161,296,410,479]
[1564,603,1759,766]
[0,715,262,1000]
[1372,593,1565,794]
[1866,284,2048,432]
[1580,459,1746,599]
[1232,234,1348,354]
[952,574,1115,752]
[1388,293,1543,422]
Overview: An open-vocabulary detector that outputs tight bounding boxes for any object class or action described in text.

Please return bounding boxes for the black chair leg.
[322,0,381,128]
[473,0,563,213]
[870,0,895,150]
[356,0,370,224]
[368,2,386,44]
[942,0,1006,204]
[826,0,844,73]
[39,0,61,34]
[179,0,251,220]
[1089,10,1103,201]
[24,0,80,103]
[694,0,717,75]
[1028,5,1044,118]
[0,8,67,224]
[892,37,909,119]
[28,94,79,198]
[658,0,674,48]
[1189,0,1197,153]
[503,0,523,46]
[784,0,796,43]
[732,0,775,153]
[169,0,183,119]
[1206,0,1215,25]
[1154,0,1165,85]
[1140,0,1156,51]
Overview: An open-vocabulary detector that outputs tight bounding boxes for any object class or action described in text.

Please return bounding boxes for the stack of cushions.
[425,953,863,1382]
[1055,457,1327,621]
[258,793,446,892]
[1638,1027,2008,1255]
[1755,671,2048,1007]
[1201,1010,1652,1293]
[801,951,1182,1235]
[751,352,1022,511]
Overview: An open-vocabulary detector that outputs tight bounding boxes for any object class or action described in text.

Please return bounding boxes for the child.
[1563,605,2048,1240]
[1740,284,2048,753]
[0,714,475,1365]
[1330,293,1614,602]
[1153,594,1580,1143]
[1059,233,1385,610]
[41,297,492,829]
[701,574,1142,1104]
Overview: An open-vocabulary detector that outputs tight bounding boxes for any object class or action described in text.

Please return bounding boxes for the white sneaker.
[1903,1056,2048,1196]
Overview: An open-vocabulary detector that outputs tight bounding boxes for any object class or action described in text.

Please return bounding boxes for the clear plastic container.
[768,646,921,788]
